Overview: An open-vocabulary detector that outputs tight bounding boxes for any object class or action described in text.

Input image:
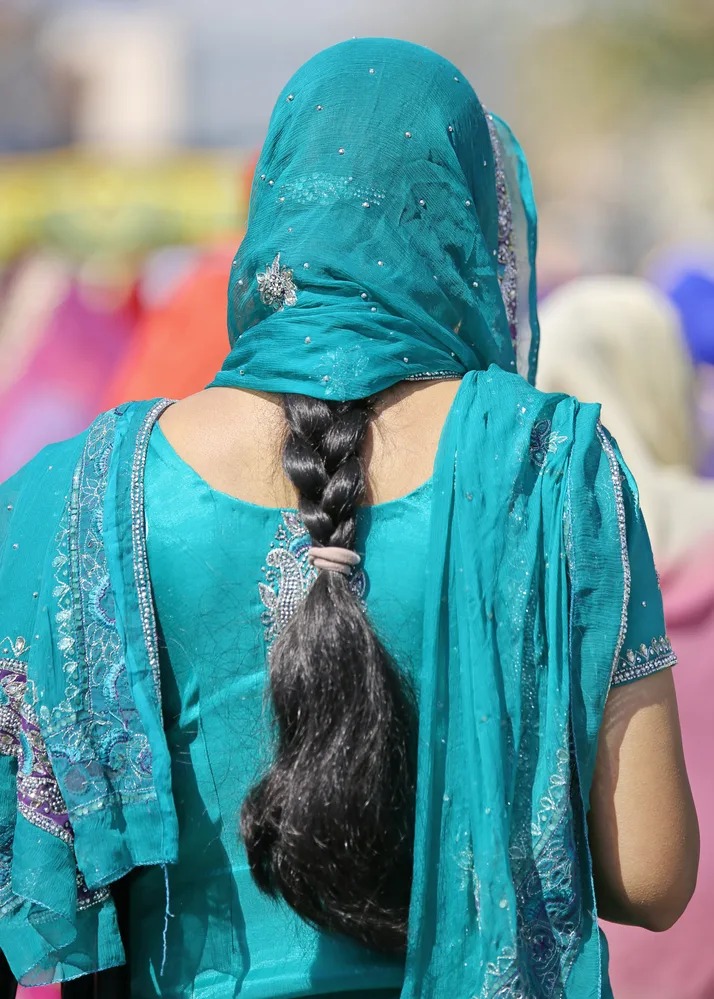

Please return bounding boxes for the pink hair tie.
[308,546,361,576]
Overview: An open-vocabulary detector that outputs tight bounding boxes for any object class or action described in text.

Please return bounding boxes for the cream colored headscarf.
[538,276,714,566]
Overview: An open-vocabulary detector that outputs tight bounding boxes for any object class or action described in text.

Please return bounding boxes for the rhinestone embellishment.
[485,110,518,342]
[259,512,366,651]
[257,253,298,312]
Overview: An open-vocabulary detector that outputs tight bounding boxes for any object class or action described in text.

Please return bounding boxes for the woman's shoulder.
[478,363,596,413]
[1,399,171,544]
[2,400,169,493]
[462,365,602,446]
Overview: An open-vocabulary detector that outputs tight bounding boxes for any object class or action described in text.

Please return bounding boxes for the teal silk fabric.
[0,37,676,999]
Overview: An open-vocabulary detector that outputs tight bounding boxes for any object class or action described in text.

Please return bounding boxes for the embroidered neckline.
[259,511,366,651]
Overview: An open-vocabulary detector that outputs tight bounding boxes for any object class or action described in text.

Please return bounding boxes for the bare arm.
[588,668,699,931]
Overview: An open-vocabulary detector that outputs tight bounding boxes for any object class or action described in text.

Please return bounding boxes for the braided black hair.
[241,394,417,954]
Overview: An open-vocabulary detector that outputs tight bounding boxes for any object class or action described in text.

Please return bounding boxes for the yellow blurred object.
[0,151,249,260]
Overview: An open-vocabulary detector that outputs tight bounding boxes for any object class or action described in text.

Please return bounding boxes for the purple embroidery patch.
[0,661,73,844]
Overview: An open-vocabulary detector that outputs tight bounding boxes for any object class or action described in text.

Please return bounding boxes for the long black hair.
[240,393,417,954]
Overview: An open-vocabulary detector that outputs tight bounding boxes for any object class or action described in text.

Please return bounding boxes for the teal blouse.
[132,424,430,997]
[130,422,674,998]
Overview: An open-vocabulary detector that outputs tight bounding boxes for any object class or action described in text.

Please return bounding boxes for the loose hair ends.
[240,394,417,953]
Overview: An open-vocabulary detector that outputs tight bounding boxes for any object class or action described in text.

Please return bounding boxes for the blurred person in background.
[650,250,714,480]
[538,277,714,566]
[0,40,697,999]
[539,276,714,999]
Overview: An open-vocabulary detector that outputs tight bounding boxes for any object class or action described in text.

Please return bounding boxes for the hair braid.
[241,394,417,954]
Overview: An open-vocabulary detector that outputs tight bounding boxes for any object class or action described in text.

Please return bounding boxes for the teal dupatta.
[0,401,179,984]
[0,375,627,997]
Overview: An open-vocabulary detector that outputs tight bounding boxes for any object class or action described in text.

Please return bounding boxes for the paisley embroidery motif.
[0,660,72,844]
[259,511,366,650]
[44,406,165,816]
[529,420,568,470]
[0,661,110,916]
[483,743,582,999]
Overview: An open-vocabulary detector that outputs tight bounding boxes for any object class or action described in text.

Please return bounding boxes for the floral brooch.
[257,253,298,311]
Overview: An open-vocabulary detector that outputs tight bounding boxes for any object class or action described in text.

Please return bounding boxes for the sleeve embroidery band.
[611,635,677,687]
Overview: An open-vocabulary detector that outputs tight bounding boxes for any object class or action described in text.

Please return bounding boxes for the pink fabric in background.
[603,537,714,999]
[15,988,61,998]
[0,280,137,482]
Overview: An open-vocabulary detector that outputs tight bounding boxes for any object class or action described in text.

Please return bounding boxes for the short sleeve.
[610,445,677,688]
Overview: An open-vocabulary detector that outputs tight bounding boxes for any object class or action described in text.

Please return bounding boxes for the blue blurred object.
[669,271,714,367]
[648,247,714,366]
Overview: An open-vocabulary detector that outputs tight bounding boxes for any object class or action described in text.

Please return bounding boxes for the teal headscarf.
[211,37,539,399]
[0,39,636,999]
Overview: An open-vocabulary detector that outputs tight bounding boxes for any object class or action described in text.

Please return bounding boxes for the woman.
[657,256,714,478]
[0,40,697,999]
[539,277,714,999]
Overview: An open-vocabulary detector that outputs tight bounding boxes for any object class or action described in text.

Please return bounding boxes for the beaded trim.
[405,371,462,383]
[485,111,518,344]
[612,636,677,687]
[529,419,568,470]
[131,399,175,707]
[596,423,631,682]
[76,870,110,912]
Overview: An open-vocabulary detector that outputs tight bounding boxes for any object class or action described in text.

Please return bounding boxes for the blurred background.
[2,0,714,477]
[3,3,714,999]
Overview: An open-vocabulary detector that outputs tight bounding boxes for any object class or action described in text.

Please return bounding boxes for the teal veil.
[211,37,539,398]
[0,39,630,998]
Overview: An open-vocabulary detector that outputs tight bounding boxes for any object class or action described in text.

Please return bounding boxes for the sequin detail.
[485,743,582,998]
[257,253,298,312]
[0,660,72,843]
[259,512,366,650]
[0,660,110,918]
[529,420,568,470]
[76,870,110,911]
[278,172,385,208]
[596,423,631,680]
[316,347,370,398]
[44,404,171,817]
[485,111,518,344]
[0,636,28,659]
[405,371,462,383]
[132,399,174,707]
[612,635,677,687]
